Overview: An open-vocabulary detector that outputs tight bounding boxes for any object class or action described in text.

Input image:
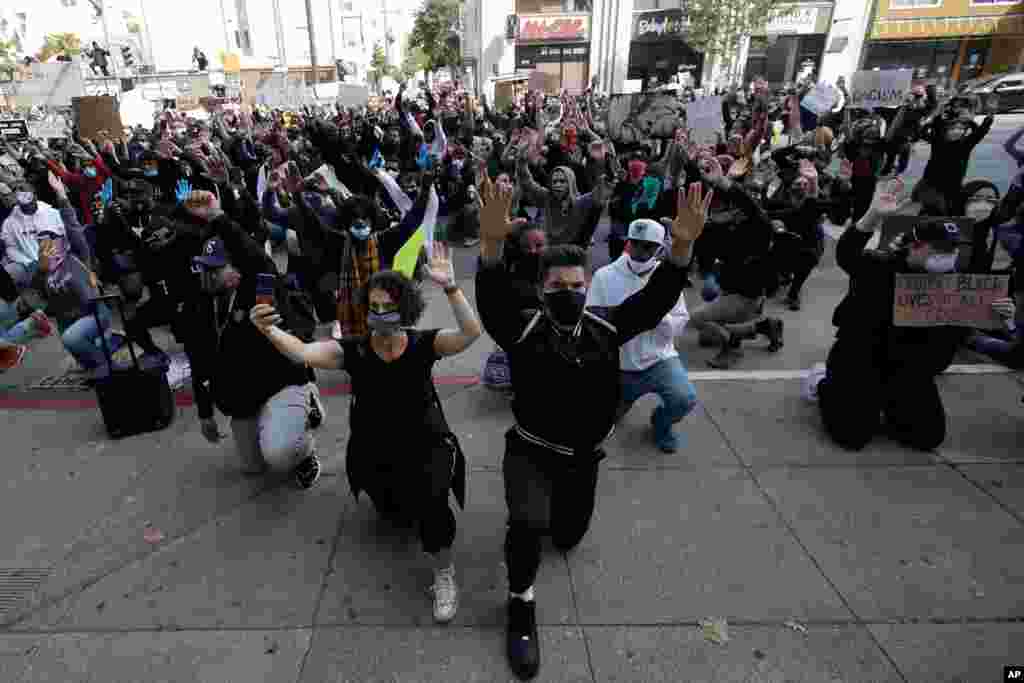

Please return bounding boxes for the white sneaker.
[431,565,459,623]
[802,362,827,403]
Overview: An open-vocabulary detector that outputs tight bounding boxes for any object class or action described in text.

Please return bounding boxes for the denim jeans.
[59,304,112,370]
[0,299,36,347]
[619,356,698,449]
[230,383,315,474]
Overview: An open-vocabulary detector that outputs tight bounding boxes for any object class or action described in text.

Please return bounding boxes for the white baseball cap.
[627,218,665,245]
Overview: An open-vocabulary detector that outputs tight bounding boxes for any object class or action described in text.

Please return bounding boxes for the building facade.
[863,0,1024,89]
[742,1,836,87]
[628,2,705,88]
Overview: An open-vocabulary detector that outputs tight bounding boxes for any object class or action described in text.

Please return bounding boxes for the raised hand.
[672,182,713,246]
[479,178,525,244]
[992,297,1016,322]
[422,242,456,289]
[175,179,193,204]
[873,177,907,216]
[48,171,67,199]
[838,159,852,182]
[182,190,222,222]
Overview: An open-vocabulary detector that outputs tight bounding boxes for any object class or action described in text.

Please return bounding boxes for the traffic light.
[506,15,518,40]
[120,46,134,68]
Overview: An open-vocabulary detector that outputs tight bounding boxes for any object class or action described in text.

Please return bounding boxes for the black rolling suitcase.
[90,294,175,439]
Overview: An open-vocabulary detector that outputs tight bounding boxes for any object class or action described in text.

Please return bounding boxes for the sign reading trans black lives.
[893,273,1009,329]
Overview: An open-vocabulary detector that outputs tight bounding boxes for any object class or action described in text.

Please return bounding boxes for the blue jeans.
[59,304,112,370]
[620,356,698,449]
[0,299,35,346]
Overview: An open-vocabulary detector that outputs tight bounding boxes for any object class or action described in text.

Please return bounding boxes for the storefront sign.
[633,10,688,41]
[872,12,1024,40]
[759,3,832,36]
[518,15,589,42]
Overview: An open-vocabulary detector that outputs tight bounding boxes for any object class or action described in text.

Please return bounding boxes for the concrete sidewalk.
[0,367,1020,681]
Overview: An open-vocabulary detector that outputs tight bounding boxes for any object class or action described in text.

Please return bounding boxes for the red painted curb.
[0,375,480,411]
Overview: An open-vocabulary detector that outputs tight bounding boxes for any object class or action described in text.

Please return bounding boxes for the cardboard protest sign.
[801,83,837,116]
[0,119,29,142]
[75,96,123,140]
[684,96,723,143]
[176,75,210,99]
[893,273,1010,329]
[850,70,912,109]
[607,92,686,142]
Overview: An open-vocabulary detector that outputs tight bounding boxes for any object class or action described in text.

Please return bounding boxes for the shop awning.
[872,13,1024,40]
[492,72,530,83]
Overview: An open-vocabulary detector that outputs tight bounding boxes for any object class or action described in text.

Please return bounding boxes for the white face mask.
[965,200,995,221]
[924,252,957,273]
[627,255,657,273]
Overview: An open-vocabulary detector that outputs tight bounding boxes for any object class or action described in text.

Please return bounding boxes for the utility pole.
[304,0,319,84]
[218,0,232,56]
[138,0,156,72]
[271,0,288,71]
[327,0,338,65]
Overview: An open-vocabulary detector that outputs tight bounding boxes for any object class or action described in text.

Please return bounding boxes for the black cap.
[897,219,970,249]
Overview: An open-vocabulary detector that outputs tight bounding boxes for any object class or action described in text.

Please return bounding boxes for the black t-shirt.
[340,329,445,453]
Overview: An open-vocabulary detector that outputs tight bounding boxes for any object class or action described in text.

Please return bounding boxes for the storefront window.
[863,40,960,87]
[516,44,590,93]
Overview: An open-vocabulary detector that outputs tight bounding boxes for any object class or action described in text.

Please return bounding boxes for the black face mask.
[543,289,586,327]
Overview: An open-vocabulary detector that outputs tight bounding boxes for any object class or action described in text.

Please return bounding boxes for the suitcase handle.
[89,294,141,372]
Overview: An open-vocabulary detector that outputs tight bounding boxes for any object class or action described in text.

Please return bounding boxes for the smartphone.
[255,273,276,307]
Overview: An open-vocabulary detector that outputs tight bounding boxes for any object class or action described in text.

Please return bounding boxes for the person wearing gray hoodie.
[516,157,611,248]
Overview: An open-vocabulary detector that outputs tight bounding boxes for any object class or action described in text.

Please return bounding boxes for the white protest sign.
[801,83,837,115]
[7,63,84,107]
[850,70,912,109]
[684,96,723,143]
[255,74,315,109]
[28,119,71,139]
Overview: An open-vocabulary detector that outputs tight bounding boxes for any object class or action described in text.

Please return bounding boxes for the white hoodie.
[587,254,689,372]
[1,201,63,267]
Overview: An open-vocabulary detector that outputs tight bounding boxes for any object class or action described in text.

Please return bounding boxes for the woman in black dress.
[250,243,481,624]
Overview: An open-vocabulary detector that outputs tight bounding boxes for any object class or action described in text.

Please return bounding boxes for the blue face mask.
[144,169,159,178]
[350,221,371,241]
[84,167,97,178]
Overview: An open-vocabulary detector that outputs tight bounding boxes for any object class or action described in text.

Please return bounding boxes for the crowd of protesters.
[0,72,1021,679]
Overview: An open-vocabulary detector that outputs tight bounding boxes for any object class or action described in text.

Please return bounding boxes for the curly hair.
[337,194,386,233]
[360,270,426,326]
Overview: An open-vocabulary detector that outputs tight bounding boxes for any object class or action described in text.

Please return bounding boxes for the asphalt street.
[0,114,1020,682]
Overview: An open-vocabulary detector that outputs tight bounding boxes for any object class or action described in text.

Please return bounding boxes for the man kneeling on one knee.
[818,180,969,452]
[588,219,697,452]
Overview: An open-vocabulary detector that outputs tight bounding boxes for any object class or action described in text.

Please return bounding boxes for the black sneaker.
[307,385,325,429]
[293,454,321,490]
[757,318,784,352]
[506,597,540,680]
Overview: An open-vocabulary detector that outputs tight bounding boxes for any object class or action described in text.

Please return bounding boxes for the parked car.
[970,73,1024,113]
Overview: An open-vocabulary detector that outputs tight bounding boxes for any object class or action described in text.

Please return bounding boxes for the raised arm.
[421,243,482,356]
[1004,123,1024,165]
[251,304,344,369]
[475,179,530,350]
